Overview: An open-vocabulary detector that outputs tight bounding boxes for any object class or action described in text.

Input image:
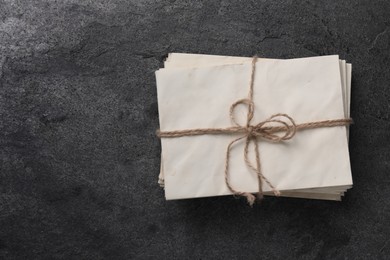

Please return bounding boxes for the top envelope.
[156,55,352,200]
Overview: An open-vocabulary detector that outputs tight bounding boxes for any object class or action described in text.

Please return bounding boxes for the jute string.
[157,56,353,206]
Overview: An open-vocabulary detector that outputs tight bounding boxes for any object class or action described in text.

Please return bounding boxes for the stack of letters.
[155,53,353,203]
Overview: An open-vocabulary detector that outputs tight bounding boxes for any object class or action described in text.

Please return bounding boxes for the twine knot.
[246,126,254,137]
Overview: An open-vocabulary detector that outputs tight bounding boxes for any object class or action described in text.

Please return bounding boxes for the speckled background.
[0,1,389,259]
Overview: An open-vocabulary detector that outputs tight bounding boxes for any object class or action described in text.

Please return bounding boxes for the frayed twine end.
[243,192,256,207]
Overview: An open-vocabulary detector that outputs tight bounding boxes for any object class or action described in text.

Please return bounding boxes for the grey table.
[0,1,389,259]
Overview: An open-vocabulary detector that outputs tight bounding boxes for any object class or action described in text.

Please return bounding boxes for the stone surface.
[0,0,389,259]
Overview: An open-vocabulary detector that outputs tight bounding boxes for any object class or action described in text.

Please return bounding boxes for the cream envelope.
[164,53,351,123]
[159,53,353,201]
[156,55,352,200]
[159,54,352,200]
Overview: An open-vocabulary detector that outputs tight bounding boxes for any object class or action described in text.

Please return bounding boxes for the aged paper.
[156,55,352,200]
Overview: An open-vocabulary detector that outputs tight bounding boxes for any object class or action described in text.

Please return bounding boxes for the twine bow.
[157,56,352,206]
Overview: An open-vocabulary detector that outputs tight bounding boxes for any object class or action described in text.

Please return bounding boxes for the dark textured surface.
[0,0,389,259]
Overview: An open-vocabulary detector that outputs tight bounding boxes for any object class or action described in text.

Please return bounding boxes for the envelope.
[156,55,353,201]
[161,53,352,200]
[165,53,351,121]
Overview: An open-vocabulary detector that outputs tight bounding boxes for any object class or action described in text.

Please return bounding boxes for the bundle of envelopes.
[155,53,353,202]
